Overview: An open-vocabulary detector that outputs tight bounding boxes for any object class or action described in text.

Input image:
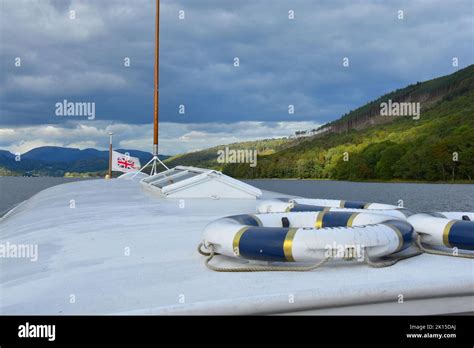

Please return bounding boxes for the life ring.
[408,212,474,251]
[256,199,474,251]
[201,211,414,263]
[257,198,405,213]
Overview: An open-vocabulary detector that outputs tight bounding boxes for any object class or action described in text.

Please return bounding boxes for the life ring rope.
[198,242,422,272]
[199,243,331,272]
[414,234,474,259]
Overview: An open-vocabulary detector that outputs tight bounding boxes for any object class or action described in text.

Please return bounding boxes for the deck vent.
[140,166,262,199]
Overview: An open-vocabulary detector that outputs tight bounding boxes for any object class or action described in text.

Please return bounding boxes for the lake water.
[243,179,474,212]
[0,177,90,215]
[0,177,473,215]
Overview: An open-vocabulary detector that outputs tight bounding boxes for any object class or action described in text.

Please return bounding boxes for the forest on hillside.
[222,90,474,182]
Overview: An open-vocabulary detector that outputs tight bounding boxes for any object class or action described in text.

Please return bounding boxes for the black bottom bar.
[0,315,472,346]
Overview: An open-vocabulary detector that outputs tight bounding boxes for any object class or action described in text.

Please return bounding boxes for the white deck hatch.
[140,166,262,199]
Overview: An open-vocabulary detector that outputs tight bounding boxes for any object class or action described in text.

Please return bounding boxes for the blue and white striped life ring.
[408,212,474,251]
[256,199,474,251]
[202,211,413,263]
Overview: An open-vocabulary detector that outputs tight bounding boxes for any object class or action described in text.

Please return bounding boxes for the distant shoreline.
[244,178,473,184]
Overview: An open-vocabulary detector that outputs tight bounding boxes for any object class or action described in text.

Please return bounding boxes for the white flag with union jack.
[111,151,141,173]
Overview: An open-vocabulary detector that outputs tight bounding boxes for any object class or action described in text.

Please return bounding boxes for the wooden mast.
[132,0,169,177]
[153,0,160,156]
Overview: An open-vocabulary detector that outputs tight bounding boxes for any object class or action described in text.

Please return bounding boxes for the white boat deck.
[1,178,473,315]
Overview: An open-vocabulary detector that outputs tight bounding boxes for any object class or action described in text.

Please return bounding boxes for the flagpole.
[153,0,160,157]
[132,0,168,178]
[150,0,168,173]
[108,132,114,178]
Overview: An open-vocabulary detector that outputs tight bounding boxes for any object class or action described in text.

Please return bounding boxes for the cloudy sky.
[0,0,472,155]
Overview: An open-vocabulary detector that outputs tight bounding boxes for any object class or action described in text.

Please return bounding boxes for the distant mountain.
[0,150,15,161]
[22,147,106,163]
[0,146,169,177]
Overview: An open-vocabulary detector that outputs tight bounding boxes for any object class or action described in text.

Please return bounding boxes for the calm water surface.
[0,177,90,215]
[244,179,474,212]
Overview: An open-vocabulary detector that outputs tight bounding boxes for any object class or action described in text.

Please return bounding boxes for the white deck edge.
[117,276,474,315]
